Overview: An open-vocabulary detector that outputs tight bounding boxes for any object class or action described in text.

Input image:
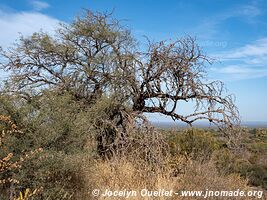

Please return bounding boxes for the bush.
[213,148,267,189]
[0,93,92,199]
[167,129,220,162]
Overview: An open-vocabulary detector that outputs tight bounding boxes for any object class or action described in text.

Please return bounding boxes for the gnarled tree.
[0,10,240,155]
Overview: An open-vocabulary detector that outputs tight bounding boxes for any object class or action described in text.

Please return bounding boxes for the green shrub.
[167,129,220,162]
[213,148,267,189]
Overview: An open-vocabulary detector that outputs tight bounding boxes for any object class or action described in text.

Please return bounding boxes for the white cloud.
[0,9,62,81]
[30,0,50,11]
[0,9,61,49]
[193,2,262,40]
[218,38,267,61]
[212,65,267,80]
[211,38,267,80]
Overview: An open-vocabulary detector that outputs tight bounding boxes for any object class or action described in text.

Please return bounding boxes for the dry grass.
[83,157,175,200]
[177,161,256,200]
[79,155,261,200]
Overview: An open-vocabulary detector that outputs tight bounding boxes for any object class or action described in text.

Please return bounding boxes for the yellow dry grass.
[80,156,262,200]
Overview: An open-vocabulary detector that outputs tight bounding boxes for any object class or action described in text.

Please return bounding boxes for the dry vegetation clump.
[79,125,266,199]
[82,157,257,200]
[83,158,174,200]
[177,160,255,200]
[79,127,260,200]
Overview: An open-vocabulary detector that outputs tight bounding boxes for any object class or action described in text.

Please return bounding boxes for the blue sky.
[0,0,266,122]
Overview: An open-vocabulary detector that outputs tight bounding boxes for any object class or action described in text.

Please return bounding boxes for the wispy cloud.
[211,65,267,80]
[29,0,50,11]
[193,1,262,40]
[217,38,267,61]
[0,9,61,49]
[238,3,261,17]
[228,0,262,20]
[211,38,267,80]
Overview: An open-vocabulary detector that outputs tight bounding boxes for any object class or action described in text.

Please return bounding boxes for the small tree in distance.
[0,10,240,154]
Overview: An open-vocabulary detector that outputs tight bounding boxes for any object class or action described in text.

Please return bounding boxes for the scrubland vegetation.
[0,10,266,199]
[0,97,266,199]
